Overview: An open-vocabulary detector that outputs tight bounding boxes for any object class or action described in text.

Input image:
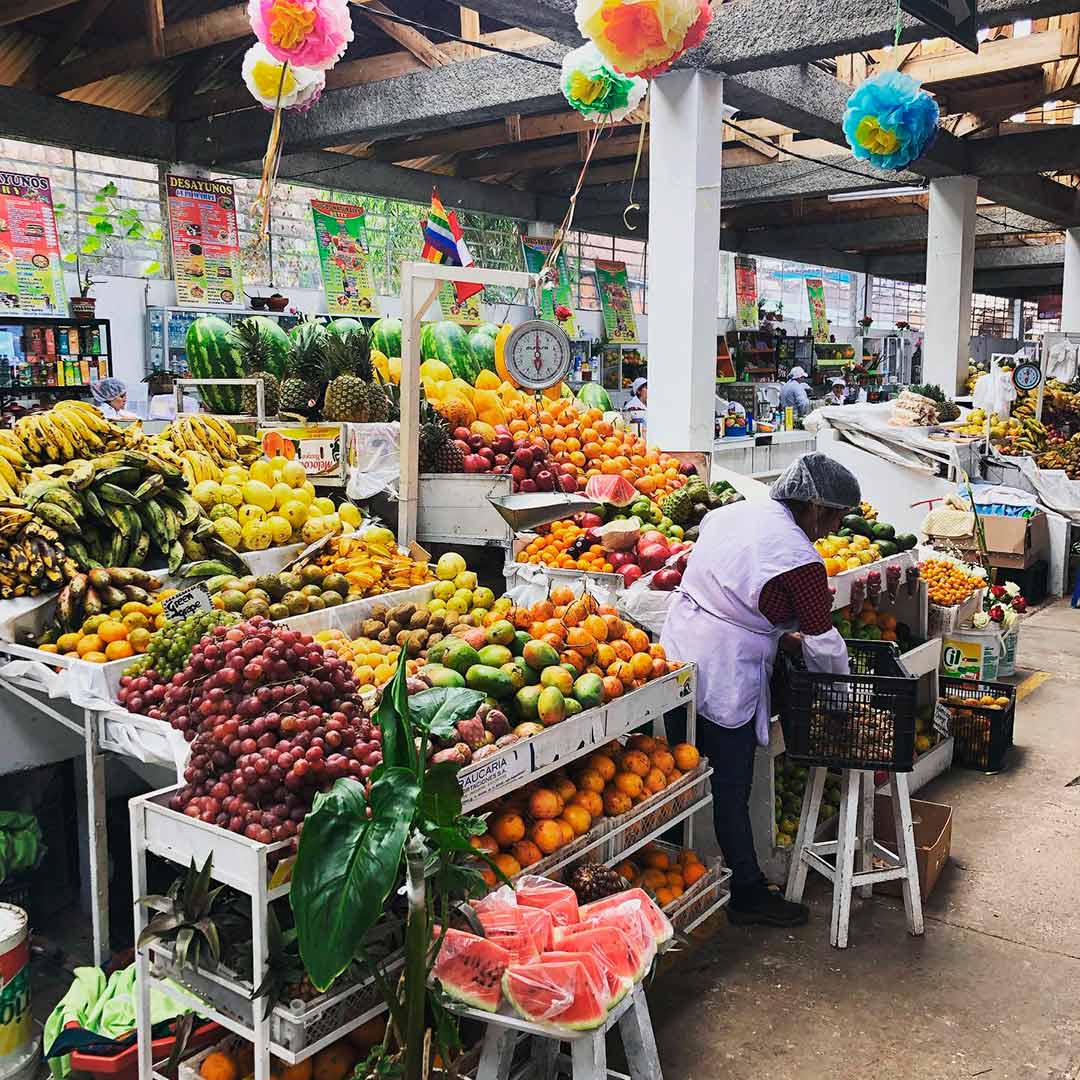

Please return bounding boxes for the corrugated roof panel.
[0,28,43,85]
[62,64,180,113]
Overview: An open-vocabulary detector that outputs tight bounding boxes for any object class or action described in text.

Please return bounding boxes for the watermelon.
[580,890,673,946]
[289,319,327,346]
[239,315,290,377]
[516,876,579,926]
[186,315,242,414]
[474,321,500,338]
[327,317,364,341]
[542,951,616,1010]
[467,327,497,373]
[573,900,657,979]
[577,381,613,412]
[519,904,554,953]
[475,905,542,965]
[584,474,638,507]
[431,927,511,1013]
[370,316,401,358]
[549,925,638,1003]
[502,960,607,1031]
[421,320,480,383]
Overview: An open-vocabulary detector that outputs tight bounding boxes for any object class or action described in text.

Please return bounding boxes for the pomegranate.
[618,564,644,586]
[637,542,670,572]
[463,453,490,473]
[650,567,682,591]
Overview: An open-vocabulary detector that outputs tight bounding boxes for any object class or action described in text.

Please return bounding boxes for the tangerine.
[673,743,700,771]
[200,1052,239,1080]
[628,733,657,754]
[585,753,616,782]
[528,788,564,820]
[554,818,575,845]
[490,812,526,848]
[651,749,675,775]
[529,819,564,854]
[561,803,592,836]
[575,767,605,793]
[97,620,127,644]
[613,771,644,798]
[620,750,651,777]
[602,788,632,816]
[511,840,544,867]
[105,639,134,661]
[493,852,522,878]
[643,768,667,794]
[571,789,603,817]
[470,833,499,857]
[683,862,707,885]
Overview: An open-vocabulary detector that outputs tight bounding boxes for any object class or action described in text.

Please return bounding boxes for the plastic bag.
[473,900,542,965]
[514,875,580,926]
[347,422,401,500]
[430,926,512,1012]
[502,960,583,1023]
[971,366,1017,418]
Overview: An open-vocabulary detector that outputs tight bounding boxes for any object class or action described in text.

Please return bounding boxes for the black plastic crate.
[996,561,1048,607]
[779,641,917,772]
[938,677,1016,771]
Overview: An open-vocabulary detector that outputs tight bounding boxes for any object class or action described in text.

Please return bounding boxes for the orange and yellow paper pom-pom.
[575,0,710,78]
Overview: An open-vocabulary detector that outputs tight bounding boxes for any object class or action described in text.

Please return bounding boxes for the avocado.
[872,522,896,541]
[895,532,918,551]
[842,514,874,537]
[876,540,898,557]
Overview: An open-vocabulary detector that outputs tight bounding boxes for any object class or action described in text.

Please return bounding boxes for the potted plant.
[858,316,873,332]
[70,270,98,320]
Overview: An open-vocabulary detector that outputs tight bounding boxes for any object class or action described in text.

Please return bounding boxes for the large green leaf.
[291,772,420,991]
[376,655,414,772]
[408,688,485,742]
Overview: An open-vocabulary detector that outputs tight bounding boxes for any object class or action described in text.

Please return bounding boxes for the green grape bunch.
[124,610,241,681]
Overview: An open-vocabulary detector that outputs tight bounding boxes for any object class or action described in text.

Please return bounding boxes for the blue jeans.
[664,707,766,901]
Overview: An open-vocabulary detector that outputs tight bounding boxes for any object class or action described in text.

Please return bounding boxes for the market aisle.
[647,599,1080,1080]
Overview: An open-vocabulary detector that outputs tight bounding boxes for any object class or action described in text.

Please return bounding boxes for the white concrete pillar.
[923,176,978,394]
[646,71,724,452]
[1063,227,1080,331]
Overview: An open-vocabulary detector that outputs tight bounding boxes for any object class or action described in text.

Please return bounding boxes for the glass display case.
[0,316,111,407]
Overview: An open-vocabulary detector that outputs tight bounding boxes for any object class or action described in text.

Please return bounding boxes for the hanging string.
[894,0,903,48]
[623,110,649,232]
[250,63,290,248]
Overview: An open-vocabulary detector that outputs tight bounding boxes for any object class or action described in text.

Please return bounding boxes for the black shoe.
[727,885,809,928]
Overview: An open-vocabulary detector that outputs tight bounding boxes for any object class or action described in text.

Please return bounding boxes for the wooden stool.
[474,983,662,1080]
[785,766,924,948]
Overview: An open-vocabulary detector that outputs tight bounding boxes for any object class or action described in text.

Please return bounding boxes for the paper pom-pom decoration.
[575,0,711,78]
[248,0,353,70]
[842,71,940,171]
[242,43,325,110]
[561,43,647,121]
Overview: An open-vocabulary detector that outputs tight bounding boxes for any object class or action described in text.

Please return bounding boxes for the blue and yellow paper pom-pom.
[842,71,939,171]
[560,42,647,123]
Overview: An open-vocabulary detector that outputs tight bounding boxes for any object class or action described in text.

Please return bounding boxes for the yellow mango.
[388,357,401,385]
[474,369,501,391]
[371,348,390,381]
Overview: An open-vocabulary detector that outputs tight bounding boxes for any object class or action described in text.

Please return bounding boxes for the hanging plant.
[842,70,939,171]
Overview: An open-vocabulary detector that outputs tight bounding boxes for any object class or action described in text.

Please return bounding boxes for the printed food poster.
[806,278,830,343]
[594,258,637,343]
[521,235,577,337]
[734,255,758,330]
[311,200,380,316]
[166,174,243,308]
[437,283,481,325]
[0,172,67,315]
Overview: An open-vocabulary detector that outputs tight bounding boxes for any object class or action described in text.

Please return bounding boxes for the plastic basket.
[779,641,917,772]
[938,677,1016,772]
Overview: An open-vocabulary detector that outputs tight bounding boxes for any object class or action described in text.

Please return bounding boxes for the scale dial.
[504,319,573,391]
[1012,362,1042,392]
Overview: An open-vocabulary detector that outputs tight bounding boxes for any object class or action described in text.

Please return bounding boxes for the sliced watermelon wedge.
[515,875,580,927]
[502,960,607,1032]
[551,924,643,995]
[543,950,617,1010]
[518,904,554,953]
[431,927,511,1013]
[580,888,674,945]
[475,905,542,965]
[572,899,657,979]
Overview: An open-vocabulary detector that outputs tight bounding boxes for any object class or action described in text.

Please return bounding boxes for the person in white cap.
[625,377,648,421]
[779,365,811,419]
[825,377,848,406]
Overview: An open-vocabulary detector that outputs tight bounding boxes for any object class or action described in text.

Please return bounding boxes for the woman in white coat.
[661,453,858,926]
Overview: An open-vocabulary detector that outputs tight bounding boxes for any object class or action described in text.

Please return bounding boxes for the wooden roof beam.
[353,0,448,68]
[144,0,165,58]
[17,0,115,88]
[0,0,78,27]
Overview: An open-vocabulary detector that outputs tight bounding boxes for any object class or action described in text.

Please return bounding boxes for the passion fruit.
[300,564,326,586]
[321,590,344,607]
[282,590,310,615]
[322,572,348,595]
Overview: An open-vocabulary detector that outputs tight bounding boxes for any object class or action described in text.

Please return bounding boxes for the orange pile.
[515,522,615,571]
[471,734,702,884]
[919,558,984,606]
[510,587,679,700]
[505,399,689,497]
[613,843,708,908]
[45,600,169,664]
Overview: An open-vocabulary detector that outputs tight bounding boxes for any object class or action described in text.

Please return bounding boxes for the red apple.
[513,447,534,469]
[558,473,577,493]
[637,542,670,572]
[608,551,636,570]
[453,427,471,443]
[618,564,644,586]
[520,478,538,493]
[650,568,682,591]
[492,435,514,456]
[463,454,489,473]
[675,552,690,575]
[494,453,510,467]
[510,464,527,484]
[534,469,554,492]
[468,433,487,450]
[579,512,603,529]
[479,447,495,463]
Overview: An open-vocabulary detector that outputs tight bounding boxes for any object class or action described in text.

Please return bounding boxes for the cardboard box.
[959,512,1049,569]
[874,794,952,901]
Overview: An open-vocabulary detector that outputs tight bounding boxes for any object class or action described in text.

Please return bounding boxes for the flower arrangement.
[859,316,873,330]
[973,581,1027,629]
[242,41,325,110]
[247,0,352,70]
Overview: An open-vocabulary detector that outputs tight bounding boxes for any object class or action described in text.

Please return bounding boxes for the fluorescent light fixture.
[827,186,927,203]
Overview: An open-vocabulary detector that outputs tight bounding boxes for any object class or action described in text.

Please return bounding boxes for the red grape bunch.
[125,617,384,843]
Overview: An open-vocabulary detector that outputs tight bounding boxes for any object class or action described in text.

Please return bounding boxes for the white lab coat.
[661,499,849,745]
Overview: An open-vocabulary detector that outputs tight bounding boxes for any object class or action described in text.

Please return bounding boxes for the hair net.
[770,452,861,510]
[91,378,126,404]
[788,366,808,380]
[631,377,647,395]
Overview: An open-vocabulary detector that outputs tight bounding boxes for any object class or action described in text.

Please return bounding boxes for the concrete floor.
[648,599,1080,1080]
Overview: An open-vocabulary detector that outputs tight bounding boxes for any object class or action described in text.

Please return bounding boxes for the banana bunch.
[55,567,161,635]
[13,401,136,466]
[0,431,27,503]
[140,440,222,489]
[21,449,245,576]
[994,416,1048,456]
[236,434,264,465]
[160,415,239,468]
[0,507,77,599]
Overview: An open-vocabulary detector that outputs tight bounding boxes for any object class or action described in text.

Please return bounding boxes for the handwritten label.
[163,582,212,622]
[459,747,529,808]
[933,701,952,739]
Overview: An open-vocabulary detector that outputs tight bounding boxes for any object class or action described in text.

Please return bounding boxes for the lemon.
[338,501,361,527]
[218,483,243,508]
[238,505,266,525]
[282,459,307,488]
[279,499,309,528]
[300,481,317,501]
[242,519,272,550]
[271,482,295,508]
[213,518,243,547]
[313,496,335,515]
[266,515,293,544]
[192,480,220,508]
[242,479,276,512]
[222,465,249,486]
[249,459,275,485]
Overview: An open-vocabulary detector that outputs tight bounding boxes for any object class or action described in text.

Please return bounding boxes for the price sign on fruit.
[163,582,212,621]
[504,320,572,391]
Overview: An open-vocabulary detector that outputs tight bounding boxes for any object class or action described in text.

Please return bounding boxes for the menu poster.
[311,200,380,317]
[594,259,637,343]
[806,278,830,343]
[521,236,577,338]
[0,173,67,316]
[437,283,481,325]
[166,174,243,308]
[734,256,758,330]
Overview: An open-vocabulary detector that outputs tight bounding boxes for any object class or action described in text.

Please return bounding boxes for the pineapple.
[279,320,327,418]
[322,329,386,423]
[419,399,464,473]
[231,319,280,418]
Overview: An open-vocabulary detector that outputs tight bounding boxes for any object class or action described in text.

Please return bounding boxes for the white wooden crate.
[417,473,513,545]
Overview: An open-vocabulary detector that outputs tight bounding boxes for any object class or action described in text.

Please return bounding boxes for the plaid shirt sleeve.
[758,561,834,635]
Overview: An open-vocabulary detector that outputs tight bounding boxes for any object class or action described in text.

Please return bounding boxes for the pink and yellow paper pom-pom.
[575,0,711,78]
[242,42,325,110]
[248,0,353,71]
